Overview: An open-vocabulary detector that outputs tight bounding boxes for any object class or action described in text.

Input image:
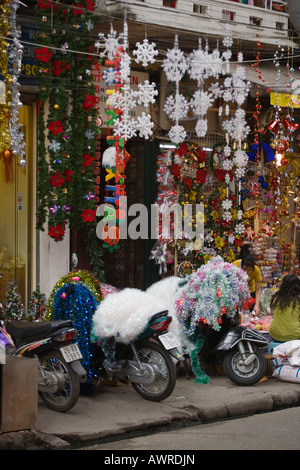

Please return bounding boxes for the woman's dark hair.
[270,274,300,310]
[241,254,256,270]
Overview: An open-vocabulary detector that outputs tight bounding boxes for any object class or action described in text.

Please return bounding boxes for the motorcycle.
[2,319,87,412]
[90,310,184,402]
[198,315,268,386]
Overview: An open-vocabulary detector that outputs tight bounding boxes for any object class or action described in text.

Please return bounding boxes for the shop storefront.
[0,101,36,309]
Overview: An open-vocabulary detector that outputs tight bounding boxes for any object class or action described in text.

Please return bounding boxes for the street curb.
[41,388,300,449]
[1,381,300,450]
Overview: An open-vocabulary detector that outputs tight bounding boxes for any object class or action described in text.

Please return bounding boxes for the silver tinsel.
[8,0,26,165]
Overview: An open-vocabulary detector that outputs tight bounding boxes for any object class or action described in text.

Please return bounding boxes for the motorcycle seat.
[6,319,74,341]
[150,310,169,321]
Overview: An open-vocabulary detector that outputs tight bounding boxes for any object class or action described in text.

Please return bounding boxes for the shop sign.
[19,23,37,86]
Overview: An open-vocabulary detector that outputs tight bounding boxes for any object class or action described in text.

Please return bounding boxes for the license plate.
[60,344,82,363]
[160,332,181,350]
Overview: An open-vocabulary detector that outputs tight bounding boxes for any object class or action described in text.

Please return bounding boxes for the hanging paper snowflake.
[104,67,120,85]
[134,80,158,106]
[106,90,126,111]
[188,39,227,84]
[195,118,208,138]
[168,125,186,145]
[114,114,138,140]
[137,112,154,139]
[235,223,246,235]
[162,39,188,82]
[233,148,248,168]
[222,158,233,171]
[133,39,158,67]
[95,24,123,61]
[164,93,189,121]
[120,52,131,82]
[190,90,214,118]
[222,109,250,142]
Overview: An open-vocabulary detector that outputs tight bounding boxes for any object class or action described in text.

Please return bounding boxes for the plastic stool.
[267,341,281,354]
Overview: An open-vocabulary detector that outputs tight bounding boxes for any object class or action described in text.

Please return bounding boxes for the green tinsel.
[185,320,210,384]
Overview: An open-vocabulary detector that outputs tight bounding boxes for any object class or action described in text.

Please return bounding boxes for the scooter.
[198,315,268,385]
[90,310,184,402]
[3,319,87,412]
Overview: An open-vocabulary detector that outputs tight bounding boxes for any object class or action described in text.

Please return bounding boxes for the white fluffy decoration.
[146,276,180,306]
[92,288,170,344]
[102,146,116,168]
[146,276,193,352]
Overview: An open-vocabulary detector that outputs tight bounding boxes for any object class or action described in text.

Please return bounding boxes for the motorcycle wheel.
[38,350,80,412]
[131,341,176,402]
[223,346,267,386]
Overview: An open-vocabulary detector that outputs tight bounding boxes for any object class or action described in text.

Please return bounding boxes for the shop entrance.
[0,103,35,308]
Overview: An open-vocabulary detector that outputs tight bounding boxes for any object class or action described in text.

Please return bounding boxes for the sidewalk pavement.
[1,370,300,450]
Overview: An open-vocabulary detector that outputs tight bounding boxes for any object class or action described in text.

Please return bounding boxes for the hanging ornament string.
[163,34,188,144]
[7,0,25,166]
[35,0,98,242]
[0,0,12,156]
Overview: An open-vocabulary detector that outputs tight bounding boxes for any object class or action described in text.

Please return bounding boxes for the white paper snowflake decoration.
[133,39,158,67]
[134,80,158,106]
[164,93,189,121]
[114,113,138,140]
[95,24,122,61]
[190,90,214,118]
[120,52,131,82]
[168,125,187,145]
[162,35,188,82]
[195,118,208,138]
[188,39,226,85]
[137,112,154,139]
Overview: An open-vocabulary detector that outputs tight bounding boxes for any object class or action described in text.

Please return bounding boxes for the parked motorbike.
[3,319,87,412]
[90,310,183,402]
[198,315,268,385]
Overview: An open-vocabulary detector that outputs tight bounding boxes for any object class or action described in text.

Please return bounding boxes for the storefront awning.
[244,62,300,94]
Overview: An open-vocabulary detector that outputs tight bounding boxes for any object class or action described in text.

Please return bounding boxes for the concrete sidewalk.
[2,373,299,450]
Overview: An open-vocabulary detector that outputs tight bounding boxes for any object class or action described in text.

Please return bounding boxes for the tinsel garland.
[7,0,25,164]
[46,269,103,385]
[175,256,253,336]
[46,269,102,320]
[0,0,12,155]
[35,0,98,241]
[189,333,210,384]
[52,282,99,383]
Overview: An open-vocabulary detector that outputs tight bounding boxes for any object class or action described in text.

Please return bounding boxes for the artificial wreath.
[169,142,207,193]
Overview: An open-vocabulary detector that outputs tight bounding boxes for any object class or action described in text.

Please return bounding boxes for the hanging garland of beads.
[35,0,98,241]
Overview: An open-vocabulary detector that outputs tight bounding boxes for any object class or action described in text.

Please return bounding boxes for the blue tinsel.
[52,283,98,384]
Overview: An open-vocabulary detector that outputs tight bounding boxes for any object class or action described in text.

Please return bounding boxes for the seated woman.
[269,274,300,342]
